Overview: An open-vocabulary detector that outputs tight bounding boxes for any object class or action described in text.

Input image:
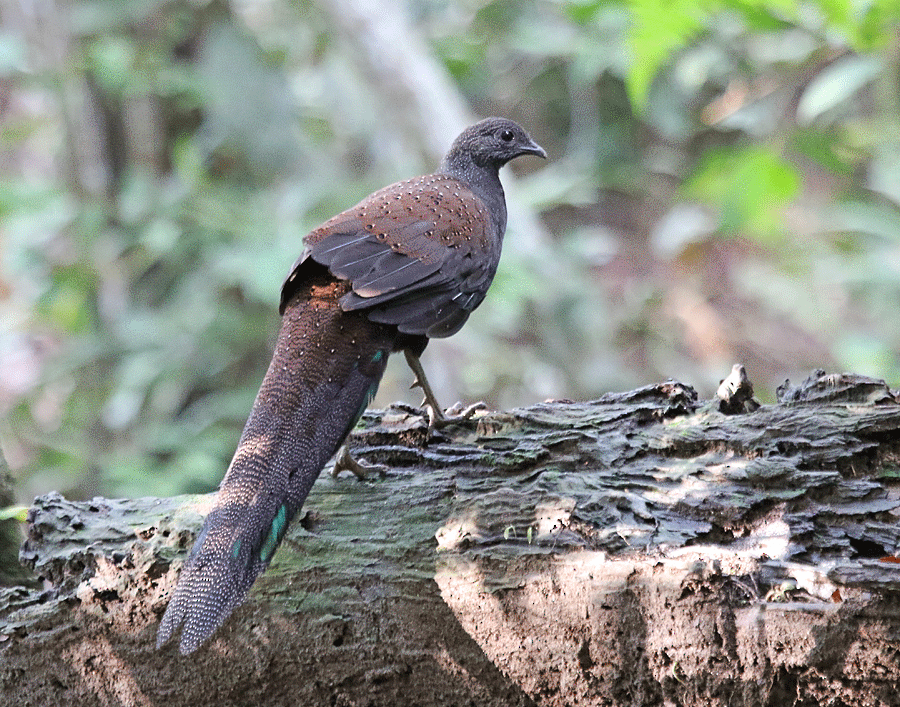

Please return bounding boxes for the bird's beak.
[524,139,547,159]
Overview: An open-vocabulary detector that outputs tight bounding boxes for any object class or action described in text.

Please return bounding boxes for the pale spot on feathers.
[162,119,537,652]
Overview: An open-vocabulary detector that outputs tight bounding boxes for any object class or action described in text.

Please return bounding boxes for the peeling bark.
[3,369,900,706]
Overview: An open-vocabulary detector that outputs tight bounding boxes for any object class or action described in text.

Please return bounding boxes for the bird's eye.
[500,129,514,142]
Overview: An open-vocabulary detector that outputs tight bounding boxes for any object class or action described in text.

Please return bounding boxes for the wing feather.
[280,174,499,338]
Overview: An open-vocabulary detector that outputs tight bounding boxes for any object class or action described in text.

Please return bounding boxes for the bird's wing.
[281,175,498,338]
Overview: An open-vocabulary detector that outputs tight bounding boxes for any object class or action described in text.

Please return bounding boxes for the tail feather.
[158,278,391,654]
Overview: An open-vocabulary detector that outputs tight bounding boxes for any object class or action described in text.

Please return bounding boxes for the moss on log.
[3,369,900,706]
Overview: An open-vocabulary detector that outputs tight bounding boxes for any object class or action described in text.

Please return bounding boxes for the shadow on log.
[3,368,900,706]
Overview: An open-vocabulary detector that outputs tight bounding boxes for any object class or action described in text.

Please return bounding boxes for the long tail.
[157,276,392,654]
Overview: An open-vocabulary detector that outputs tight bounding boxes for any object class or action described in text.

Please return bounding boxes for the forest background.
[2,0,899,503]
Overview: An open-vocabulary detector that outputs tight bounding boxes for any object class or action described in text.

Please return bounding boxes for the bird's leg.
[403,349,444,418]
[331,445,386,480]
[403,350,486,429]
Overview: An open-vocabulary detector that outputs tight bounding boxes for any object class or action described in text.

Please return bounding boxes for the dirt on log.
[3,368,900,706]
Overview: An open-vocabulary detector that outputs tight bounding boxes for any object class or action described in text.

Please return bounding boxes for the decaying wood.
[3,368,900,706]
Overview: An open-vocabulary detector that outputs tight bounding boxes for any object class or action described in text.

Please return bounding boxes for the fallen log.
[3,368,900,706]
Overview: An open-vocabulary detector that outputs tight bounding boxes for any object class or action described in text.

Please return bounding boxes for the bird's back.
[282,173,502,339]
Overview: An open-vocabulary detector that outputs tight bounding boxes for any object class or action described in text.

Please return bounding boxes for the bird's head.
[444,118,546,172]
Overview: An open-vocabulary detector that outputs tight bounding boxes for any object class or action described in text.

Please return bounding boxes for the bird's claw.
[331,446,386,480]
[426,400,488,430]
[402,350,487,431]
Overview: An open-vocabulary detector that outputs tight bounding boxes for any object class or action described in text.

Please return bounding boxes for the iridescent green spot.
[231,539,242,559]
[259,505,288,562]
[364,379,379,407]
[371,350,384,364]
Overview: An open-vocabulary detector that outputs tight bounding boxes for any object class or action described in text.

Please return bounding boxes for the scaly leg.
[403,350,486,429]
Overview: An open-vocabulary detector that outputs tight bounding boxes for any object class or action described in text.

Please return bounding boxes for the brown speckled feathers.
[157,275,393,653]
[157,118,544,654]
[284,174,500,338]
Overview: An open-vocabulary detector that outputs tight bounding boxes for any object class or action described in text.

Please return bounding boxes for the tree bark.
[3,368,900,706]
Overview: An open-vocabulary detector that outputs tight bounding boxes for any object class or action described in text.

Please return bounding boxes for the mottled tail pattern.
[157,274,392,654]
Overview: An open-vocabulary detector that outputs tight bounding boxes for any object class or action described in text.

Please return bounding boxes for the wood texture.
[3,369,900,706]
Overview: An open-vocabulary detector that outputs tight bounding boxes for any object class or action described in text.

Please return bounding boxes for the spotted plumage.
[157,117,545,654]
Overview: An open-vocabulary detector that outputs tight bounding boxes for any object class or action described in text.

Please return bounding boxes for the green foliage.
[628,0,710,110]
[0,506,29,523]
[684,146,800,237]
[3,0,900,502]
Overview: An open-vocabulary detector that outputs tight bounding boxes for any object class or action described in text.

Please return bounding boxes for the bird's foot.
[331,446,387,480]
[403,350,487,432]
[426,400,488,430]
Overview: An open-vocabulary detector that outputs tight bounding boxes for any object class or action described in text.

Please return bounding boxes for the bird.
[156,117,545,654]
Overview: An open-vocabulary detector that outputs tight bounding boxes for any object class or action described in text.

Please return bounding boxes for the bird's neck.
[439,154,508,237]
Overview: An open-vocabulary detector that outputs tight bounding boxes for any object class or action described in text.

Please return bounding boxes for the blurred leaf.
[867,151,900,207]
[0,506,28,522]
[797,54,882,125]
[818,0,900,50]
[651,203,716,258]
[87,36,135,94]
[627,0,799,109]
[43,272,96,333]
[828,201,900,243]
[722,0,797,30]
[793,129,854,176]
[0,32,28,75]
[627,0,707,110]
[684,146,801,237]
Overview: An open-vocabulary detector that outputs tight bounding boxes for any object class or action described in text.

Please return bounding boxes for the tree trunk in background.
[3,369,900,706]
